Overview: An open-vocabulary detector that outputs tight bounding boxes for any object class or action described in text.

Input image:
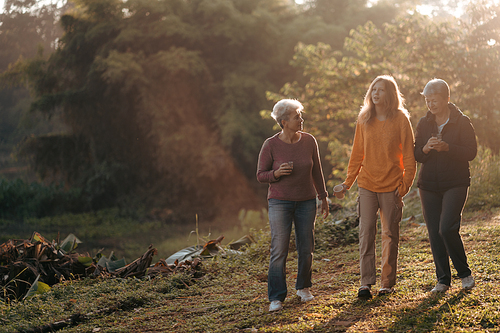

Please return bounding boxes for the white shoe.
[431,283,450,293]
[461,275,475,290]
[296,288,314,302]
[269,300,282,312]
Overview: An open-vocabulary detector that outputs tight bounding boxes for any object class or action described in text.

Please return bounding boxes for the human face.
[371,81,387,106]
[424,94,449,117]
[283,110,303,132]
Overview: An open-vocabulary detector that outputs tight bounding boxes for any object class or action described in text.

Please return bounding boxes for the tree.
[1,0,423,221]
[4,0,305,219]
[0,0,66,175]
[267,3,500,184]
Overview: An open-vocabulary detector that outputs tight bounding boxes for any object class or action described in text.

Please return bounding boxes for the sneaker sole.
[357,290,372,299]
[431,288,449,293]
[299,296,314,302]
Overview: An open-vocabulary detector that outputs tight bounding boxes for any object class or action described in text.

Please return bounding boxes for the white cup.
[333,184,345,199]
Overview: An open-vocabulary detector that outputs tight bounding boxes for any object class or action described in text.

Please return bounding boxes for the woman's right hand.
[423,136,441,154]
[274,163,293,179]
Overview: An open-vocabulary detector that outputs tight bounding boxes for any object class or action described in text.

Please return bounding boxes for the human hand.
[333,183,348,198]
[423,136,442,154]
[274,162,293,178]
[394,188,404,208]
[321,197,329,218]
[432,140,449,152]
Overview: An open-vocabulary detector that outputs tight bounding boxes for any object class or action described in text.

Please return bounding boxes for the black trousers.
[419,187,472,286]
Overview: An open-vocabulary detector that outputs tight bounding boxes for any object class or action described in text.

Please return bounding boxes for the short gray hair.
[271,99,303,128]
[422,79,450,99]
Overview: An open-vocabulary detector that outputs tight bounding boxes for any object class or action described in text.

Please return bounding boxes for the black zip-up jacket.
[414,103,477,191]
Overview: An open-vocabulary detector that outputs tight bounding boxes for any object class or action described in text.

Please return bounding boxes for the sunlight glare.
[416,4,465,18]
[416,5,433,16]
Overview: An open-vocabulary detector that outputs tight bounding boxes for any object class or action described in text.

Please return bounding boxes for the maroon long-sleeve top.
[256,132,328,201]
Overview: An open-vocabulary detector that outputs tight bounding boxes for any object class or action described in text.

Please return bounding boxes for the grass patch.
[1,208,499,332]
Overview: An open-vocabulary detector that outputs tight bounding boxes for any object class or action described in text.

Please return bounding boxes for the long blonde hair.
[358,75,408,125]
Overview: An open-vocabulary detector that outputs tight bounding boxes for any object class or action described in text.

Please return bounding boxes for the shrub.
[315,213,359,252]
[0,178,86,220]
[466,147,500,210]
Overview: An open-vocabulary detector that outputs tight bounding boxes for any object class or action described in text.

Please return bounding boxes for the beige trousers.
[358,187,403,288]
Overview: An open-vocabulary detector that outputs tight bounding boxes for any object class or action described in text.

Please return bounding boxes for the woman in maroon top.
[257,99,329,312]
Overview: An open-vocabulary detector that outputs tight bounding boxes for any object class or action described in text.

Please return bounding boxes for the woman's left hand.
[395,188,404,209]
[432,140,449,152]
[321,197,329,218]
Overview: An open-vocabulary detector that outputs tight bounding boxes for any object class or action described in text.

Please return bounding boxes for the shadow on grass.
[385,290,468,332]
[321,293,390,332]
[387,290,467,332]
[318,289,468,332]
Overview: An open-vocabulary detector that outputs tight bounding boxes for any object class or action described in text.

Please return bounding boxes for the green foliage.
[0,273,203,332]
[238,208,268,233]
[237,208,361,263]
[0,0,64,71]
[7,0,306,220]
[237,227,271,264]
[0,178,84,220]
[23,275,51,301]
[269,5,500,184]
[467,146,500,210]
[0,0,68,177]
[315,214,359,252]
[0,0,414,222]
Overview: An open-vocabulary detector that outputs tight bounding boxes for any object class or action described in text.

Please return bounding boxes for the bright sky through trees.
[2,0,499,15]
[294,0,500,18]
[0,0,62,12]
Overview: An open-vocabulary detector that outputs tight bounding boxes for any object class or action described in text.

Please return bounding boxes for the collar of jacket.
[425,103,463,124]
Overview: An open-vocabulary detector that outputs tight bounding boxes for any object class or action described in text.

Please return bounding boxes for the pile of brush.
[0,232,203,302]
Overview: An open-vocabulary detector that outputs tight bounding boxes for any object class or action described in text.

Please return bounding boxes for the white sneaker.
[269,300,283,312]
[461,275,475,290]
[296,288,314,302]
[431,283,450,293]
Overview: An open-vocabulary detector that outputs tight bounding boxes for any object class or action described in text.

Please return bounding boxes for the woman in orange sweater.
[337,75,416,298]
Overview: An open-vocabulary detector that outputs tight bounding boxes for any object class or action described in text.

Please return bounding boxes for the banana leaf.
[77,255,93,267]
[23,275,51,300]
[59,234,82,253]
[165,245,203,265]
[97,255,127,272]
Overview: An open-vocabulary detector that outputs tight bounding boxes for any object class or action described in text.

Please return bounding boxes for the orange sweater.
[344,111,416,197]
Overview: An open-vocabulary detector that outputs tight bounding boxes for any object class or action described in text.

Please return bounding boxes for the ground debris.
[0,232,204,302]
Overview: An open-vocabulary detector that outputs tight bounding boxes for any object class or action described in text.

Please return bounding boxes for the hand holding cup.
[334,183,347,199]
[425,134,442,153]
[275,161,293,178]
[427,133,448,152]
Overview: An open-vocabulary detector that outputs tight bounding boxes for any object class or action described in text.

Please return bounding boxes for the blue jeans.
[268,198,317,302]
[419,187,472,286]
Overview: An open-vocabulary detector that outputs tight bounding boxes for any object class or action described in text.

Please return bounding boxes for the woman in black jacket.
[414,78,477,293]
